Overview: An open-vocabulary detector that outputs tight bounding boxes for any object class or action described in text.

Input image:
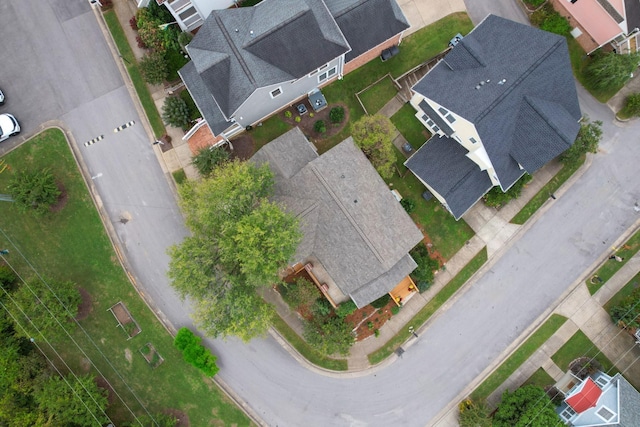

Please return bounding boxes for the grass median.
[469,314,568,401]
[0,129,250,426]
[103,10,166,139]
[369,247,488,365]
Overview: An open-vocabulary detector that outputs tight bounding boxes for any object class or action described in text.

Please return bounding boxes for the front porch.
[389,275,418,306]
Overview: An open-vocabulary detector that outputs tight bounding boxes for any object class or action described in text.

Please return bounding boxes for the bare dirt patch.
[109,301,142,339]
[229,135,255,161]
[164,409,189,427]
[139,342,164,369]
[75,287,92,321]
[124,348,133,364]
[50,181,68,213]
[95,376,116,406]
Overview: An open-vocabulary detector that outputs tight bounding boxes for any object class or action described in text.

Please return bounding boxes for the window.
[445,113,456,123]
[270,87,282,98]
[596,406,615,422]
[438,107,448,115]
[318,66,337,83]
[560,406,576,421]
[432,125,440,132]
[470,137,477,144]
[594,375,609,388]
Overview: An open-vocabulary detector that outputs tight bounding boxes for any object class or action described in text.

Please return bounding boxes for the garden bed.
[345,298,396,341]
[108,301,142,340]
[279,102,350,145]
[139,342,164,369]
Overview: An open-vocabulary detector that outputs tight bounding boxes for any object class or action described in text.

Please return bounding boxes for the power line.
[0,238,154,427]
[0,293,111,426]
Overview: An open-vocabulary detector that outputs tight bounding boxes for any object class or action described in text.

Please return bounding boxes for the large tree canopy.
[493,385,563,427]
[587,52,640,91]
[560,116,603,166]
[169,160,301,341]
[350,114,396,179]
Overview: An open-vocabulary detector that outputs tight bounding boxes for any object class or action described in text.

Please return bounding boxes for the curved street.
[1,1,639,426]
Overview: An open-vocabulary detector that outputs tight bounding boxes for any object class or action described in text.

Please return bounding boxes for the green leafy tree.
[11,278,81,339]
[493,385,563,427]
[0,264,18,292]
[587,52,640,90]
[162,96,190,128]
[173,328,219,376]
[219,201,301,285]
[410,243,440,292]
[459,399,491,427]
[540,11,571,35]
[168,236,222,300]
[140,51,169,84]
[282,276,319,309]
[192,285,275,341]
[351,114,396,179]
[8,168,61,215]
[303,315,354,356]
[483,173,532,208]
[609,287,640,328]
[560,116,602,166]
[192,146,230,176]
[621,93,640,117]
[329,106,345,123]
[34,374,109,427]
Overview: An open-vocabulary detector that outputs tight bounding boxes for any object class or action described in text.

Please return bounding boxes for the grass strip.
[390,103,431,149]
[368,247,488,365]
[604,270,640,313]
[551,330,618,375]
[103,10,166,138]
[0,129,250,425]
[270,316,348,371]
[587,228,640,295]
[510,156,585,225]
[358,76,398,114]
[469,314,568,401]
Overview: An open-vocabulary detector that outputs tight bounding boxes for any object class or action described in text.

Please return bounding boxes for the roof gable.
[567,378,603,413]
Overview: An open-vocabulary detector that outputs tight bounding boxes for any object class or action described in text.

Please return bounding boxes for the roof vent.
[479,81,486,86]
[235,28,239,32]
[498,78,507,85]
[250,30,254,37]
[475,85,481,90]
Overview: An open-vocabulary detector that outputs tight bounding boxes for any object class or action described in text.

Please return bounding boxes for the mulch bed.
[75,288,92,321]
[280,101,350,145]
[345,300,396,341]
[229,135,255,161]
[109,302,141,339]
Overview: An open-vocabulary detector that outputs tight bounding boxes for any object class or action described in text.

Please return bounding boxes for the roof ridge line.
[244,8,308,47]
[475,37,564,123]
[213,12,256,86]
[308,163,386,265]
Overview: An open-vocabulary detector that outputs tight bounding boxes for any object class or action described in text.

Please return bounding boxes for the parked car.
[0,114,20,142]
[0,88,4,105]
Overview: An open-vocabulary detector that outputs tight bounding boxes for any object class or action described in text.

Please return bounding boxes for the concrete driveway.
[463,0,528,24]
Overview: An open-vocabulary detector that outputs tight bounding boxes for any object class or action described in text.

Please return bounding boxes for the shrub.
[312,298,332,317]
[410,243,440,292]
[374,329,380,337]
[284,110,292,119]
[129,16,138,30]
[540,11,571,35]
[329,106,345,124]
[295,116,301,123]
[336,300,357,318]
[139,51,168,84]
[569,357,602,379]
[303,316,354,356]
[621,93,640,117]
[400,198,416,214]
[8,168,61,215]
[586,52,640,91]
[173,328,219,376]
[282,277,319,309]
[391,305,400,315]
[136,35,148,49]
[162,96,190,128]
[192,146,230,176]
[525,0,545,7]
[314,120,326,133]
[309,112,314,118]
[370,294,390,309]
[560,116,602,166]
[609,287,640,328]
[483,173,532,208]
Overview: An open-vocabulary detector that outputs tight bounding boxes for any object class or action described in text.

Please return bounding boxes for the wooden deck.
[389,276,418,306]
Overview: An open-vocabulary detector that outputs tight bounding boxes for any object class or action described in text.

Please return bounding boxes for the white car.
[0,114,20,143]
[0,88,4,105]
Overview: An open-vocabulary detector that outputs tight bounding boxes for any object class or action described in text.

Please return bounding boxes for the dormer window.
[596,406,616,422]
[437,106,456,123]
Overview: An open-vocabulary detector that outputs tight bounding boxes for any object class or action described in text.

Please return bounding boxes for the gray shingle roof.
[326,0,410,62]
[252,128,423,307]
[182,0,350,118]
[405,135,494,219]
[412,14,581,193]
[616,373,640,427]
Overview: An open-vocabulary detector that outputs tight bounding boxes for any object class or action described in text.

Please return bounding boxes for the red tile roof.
[566,378,603,413]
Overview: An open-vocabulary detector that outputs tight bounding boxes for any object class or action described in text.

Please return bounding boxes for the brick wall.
[343,33,404,75]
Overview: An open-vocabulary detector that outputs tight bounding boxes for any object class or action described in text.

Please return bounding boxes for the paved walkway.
[608,71,640,117]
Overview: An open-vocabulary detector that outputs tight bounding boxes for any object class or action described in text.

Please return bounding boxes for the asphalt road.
[2,1,639,427]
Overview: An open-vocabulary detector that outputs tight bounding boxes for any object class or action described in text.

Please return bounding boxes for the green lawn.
[358,76,398,114]
[317,12,473,152]
[390,103,431,149]
[587,229,640,295]
[0,129,250,426]
[387,148,474,259]
[510,157,585,225]
[551,330,617,374]
[270,316,348,371]
[247,115,293,151]
[523,367,556,388]
[103,10,166,139]
[603,270,640,314]
[368,248,488,365]
[469,314,568,401]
